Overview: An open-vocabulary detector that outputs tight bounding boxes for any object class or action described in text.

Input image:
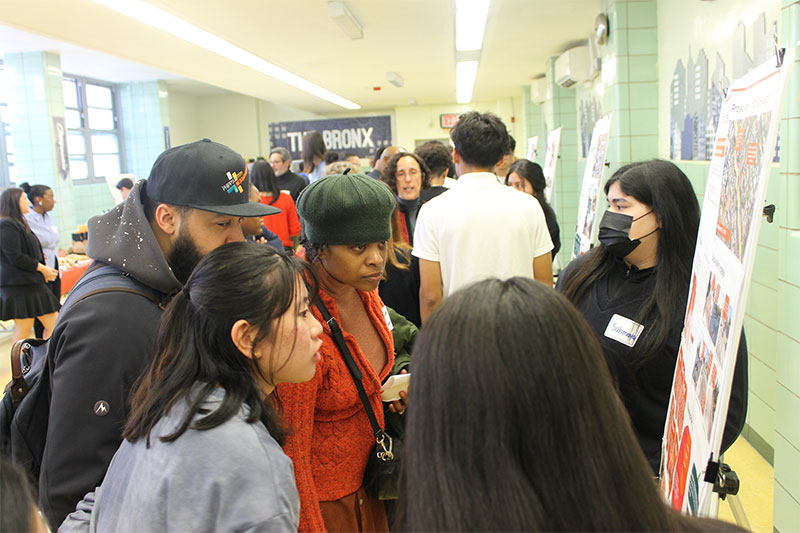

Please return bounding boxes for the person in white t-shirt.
[412,111,553,323]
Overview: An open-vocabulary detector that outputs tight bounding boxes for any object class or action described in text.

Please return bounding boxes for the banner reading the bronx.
[268,116,392,159]
[659,50,794,517]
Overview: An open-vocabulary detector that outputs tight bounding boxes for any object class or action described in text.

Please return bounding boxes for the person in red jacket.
[250,160,301,250]
[277,171,405,532]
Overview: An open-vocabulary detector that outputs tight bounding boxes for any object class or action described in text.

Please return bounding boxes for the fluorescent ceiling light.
[454,0,491,51]
[456,60,478,103]
[328,1,363,40]
[92,0,360,110]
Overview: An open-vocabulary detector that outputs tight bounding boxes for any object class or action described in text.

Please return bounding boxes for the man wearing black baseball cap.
[39,139,280,528]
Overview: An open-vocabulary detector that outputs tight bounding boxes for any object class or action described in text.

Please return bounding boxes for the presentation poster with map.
[572,115,611,259]
[659,50,794,516]
[542,128,561,202]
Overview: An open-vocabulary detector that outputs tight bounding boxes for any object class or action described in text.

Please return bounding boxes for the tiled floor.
[0,321,774,530]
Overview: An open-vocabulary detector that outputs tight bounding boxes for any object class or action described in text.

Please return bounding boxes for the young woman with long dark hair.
[0,187,59,342]
[505,159,561,257]
[556,160,748,472]
[398,277,742,531]
[301,130,328,183]
[60,242,323,532]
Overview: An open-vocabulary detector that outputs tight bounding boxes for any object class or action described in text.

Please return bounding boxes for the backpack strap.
[61,262,165,313]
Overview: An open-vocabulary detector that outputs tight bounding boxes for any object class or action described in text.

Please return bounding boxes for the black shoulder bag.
[315,300,401,501]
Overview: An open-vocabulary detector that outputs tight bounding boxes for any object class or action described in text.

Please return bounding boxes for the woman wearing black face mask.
[556,160,748,473]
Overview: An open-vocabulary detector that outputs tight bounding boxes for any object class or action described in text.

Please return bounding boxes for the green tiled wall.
[4,51,77,246]
[545,57,582,268]
[522,85,546,166]
[774,1,800,528]
[119,80,169,181]
[603,0,659,170]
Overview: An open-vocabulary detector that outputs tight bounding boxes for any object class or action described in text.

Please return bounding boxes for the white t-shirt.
[412,172,553,297]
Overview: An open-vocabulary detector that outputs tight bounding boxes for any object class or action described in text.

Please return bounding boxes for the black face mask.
[598,210,656,258]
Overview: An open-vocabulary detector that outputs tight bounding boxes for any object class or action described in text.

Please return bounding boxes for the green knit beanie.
[297,172,396,245]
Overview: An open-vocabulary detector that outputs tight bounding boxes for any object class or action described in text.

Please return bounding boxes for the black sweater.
[557,256,748,473]
[0,217,46,286]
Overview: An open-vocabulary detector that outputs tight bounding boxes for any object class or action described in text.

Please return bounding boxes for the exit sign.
[440,113,459,128]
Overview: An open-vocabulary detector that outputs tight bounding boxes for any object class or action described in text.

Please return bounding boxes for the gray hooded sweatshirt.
[59,388,299,532]
[40,181,184,529]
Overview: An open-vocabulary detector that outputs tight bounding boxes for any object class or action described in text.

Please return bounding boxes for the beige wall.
[168,90,526,161]
[167,91,202,148]
[168,91,322,158]
[391,96,524,153]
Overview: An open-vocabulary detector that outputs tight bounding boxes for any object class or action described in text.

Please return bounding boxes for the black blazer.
[0,217,46,286]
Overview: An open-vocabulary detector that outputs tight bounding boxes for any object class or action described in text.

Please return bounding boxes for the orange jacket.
[260,192,301,247]
[277,288,395,532]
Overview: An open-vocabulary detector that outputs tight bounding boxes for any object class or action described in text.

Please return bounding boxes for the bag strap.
[315,300,384,439]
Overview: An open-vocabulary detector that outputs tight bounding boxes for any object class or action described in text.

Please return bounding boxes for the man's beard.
[167,228,204,284]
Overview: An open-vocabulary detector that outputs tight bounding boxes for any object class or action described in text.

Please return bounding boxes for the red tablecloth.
[60,261,91,295]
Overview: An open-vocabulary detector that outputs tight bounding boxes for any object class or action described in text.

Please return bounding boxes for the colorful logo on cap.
[222,170,246,194]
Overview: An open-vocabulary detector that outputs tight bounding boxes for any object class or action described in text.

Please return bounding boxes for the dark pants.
[33,274,60,338]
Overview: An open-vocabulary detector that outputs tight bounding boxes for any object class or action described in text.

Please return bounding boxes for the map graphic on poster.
[527,136,538,161]
[542,128,562,202]
[716,112,772,261]
[572,115,612,259]
[659,50,794,516]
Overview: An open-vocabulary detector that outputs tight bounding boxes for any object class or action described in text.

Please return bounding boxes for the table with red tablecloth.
[60,260,92,296]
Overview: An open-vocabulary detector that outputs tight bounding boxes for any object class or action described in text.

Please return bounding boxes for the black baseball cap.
[145,138,280,217]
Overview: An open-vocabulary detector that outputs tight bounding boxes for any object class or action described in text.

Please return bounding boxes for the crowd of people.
[0,112,749,532]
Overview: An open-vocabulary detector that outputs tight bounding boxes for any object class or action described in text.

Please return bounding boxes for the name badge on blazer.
[604,314,644,347]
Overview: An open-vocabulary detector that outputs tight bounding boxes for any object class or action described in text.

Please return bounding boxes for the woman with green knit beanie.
[277,171,405,532]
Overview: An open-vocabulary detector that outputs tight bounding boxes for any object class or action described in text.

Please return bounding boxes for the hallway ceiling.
[0,0,600,113]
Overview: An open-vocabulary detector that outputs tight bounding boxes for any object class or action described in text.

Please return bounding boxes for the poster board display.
[571,115,612,259]
[105,173,136,205]
[542,128,561,202]
[526,136,538,161]
[659,50,794,516]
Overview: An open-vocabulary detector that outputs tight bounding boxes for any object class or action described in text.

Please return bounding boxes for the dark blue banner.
[268,116,392,159]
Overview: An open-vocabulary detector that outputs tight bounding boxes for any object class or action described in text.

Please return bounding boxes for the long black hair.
[397,278,708,531]
[250,160,281,204]
[301,131,326,173]
[0,187,30,230]
[506,159,547,203]
[123,242,318,447]
[558,160,700,362]
[19,182,51,205]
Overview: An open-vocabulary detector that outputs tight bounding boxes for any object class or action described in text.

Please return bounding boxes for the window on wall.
[63,76,124,183]
[0,62,13,188]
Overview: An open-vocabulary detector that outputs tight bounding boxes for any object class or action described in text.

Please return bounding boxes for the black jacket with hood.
[39,181,182,529]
